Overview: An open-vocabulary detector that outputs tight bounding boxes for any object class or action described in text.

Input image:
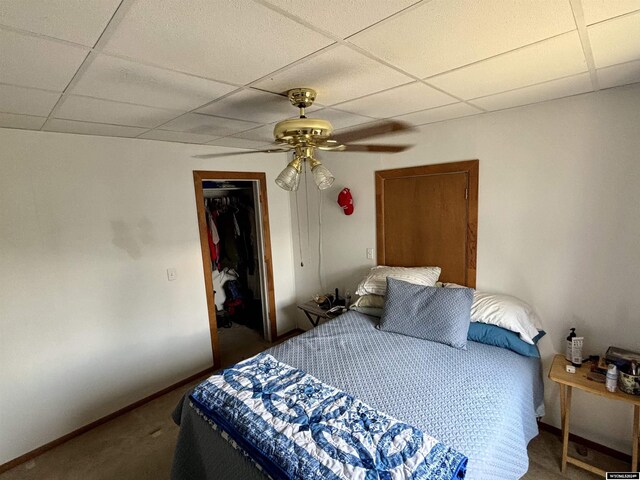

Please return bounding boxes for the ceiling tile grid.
[310,108,375,130]
[0,0,121,46]
[70,54,239,111]
[0,0,639,143]
[138,129,222,144]
[348,0,577,78]
[0,28,89,91]
[0,85,61,117]
[469,73,593,111]
[195,89,298,123]
[0,112,47,131]
[333,81,458,118]
[43,119,149,138]
[392,102,483,126]
[588,11,640,68]
[252,45,414,105]
[159,113,261,137]
[207,136,273,150]
[427,32,588,100]
[102,0,333,85]
[53,96,183,128]
[260,0,419,39]
[229,124,279,144]
[581,0,640,25]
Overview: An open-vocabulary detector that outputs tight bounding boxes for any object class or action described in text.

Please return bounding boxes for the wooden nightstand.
[297,301,341,328]
[548,354,640,475]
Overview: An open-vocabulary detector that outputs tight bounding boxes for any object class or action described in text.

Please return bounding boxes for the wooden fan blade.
[193,148,290,159]
[334,144,412,153]
[332,120,415,144]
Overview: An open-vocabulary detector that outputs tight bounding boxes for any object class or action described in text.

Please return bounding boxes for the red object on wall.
[337,188,354,215]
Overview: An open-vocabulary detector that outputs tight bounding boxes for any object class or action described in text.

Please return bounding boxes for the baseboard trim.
[538,421,631,464]
[274,328,304,342]
[0,366,215,474]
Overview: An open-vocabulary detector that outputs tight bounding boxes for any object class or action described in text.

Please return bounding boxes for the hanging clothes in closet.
[204,194,260,329]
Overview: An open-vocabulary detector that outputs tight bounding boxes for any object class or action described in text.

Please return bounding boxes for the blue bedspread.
[190,353,468,480]
[172,312,544,479]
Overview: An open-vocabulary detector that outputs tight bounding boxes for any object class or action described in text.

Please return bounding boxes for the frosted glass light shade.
[311,164,335,190]
[275,166,300,191]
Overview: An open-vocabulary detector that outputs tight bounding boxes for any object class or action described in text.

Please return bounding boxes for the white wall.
[291,83,640,454]
[0,129,296,464]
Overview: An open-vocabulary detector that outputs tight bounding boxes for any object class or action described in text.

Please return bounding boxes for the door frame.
[193,170,277,369]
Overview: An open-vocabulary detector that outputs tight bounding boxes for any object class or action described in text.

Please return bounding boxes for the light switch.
[167,268,177,281]
[366,248,374,259]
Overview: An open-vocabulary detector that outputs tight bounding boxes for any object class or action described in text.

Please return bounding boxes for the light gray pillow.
[378,278,474,349]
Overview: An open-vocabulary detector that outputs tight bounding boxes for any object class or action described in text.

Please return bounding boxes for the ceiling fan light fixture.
[308,157,335,190]
[275,156,302,191]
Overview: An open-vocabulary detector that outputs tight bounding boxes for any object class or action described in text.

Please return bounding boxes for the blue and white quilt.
[190,353,468,480]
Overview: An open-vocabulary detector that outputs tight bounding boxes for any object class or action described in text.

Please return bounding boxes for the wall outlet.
[366,248,374,259]
[167,268,177,281]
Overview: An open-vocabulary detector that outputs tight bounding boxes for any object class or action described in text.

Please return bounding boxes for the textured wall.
[0,129,296,464]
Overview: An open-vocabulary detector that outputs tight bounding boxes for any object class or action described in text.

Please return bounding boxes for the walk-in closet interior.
[201,180,270,365]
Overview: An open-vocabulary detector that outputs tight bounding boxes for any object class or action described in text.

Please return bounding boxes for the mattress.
[171,311,544,479]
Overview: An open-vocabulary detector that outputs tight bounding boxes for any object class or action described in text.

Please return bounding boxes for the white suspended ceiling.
[0,0,639,149]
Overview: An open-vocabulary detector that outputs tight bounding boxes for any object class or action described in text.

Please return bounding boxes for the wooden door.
[376,161,478,287]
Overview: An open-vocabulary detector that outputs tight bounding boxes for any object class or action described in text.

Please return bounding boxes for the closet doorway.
[193,171,277,369]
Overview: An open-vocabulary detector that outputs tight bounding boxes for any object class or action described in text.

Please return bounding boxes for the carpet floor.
[1,326,630,479]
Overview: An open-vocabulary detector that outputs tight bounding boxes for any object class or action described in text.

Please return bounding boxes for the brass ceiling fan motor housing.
[273,88,334,147]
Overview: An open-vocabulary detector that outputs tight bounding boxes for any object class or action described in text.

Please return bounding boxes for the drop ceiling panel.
[207,137,272,150]
[103,0,332,85]
[0,0,121,46]
[598,60,640,89]
[429,33,587,100]
[252,45,413,105]
[334,82,457,118]
[311,108,374,130]
[71,54,238,111]
[138,129,220,144]
[393,103,482,126]
[231,125,277,143]
[160,113,260,137]
[43,119,148,138]
[581,0,640,25]
[349,0,576,78]
[0,112,46,130]
[55,96,181,128]
[0,30,88,91]
[262,0,418,38]
[470,73,593,111]
[588,12,640,68]
[0,85,61,116]
[196,89,296,123]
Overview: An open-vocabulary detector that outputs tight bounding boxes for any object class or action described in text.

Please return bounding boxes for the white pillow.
[356,266,441,296]
[471,291,541,344]
[352,294,385,308]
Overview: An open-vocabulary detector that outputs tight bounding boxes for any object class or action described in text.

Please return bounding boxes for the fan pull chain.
[294,187,304,267]
[304,162,311,249]
[318,188,324,293]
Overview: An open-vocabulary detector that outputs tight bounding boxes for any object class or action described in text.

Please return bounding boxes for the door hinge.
[465,188,469,199]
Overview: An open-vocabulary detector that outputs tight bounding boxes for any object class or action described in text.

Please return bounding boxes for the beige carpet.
[1,327,630,479]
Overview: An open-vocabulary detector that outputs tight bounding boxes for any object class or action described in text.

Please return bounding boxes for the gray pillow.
[378,278,473,349]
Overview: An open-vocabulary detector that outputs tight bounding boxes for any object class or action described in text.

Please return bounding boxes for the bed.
[171,311,544,479]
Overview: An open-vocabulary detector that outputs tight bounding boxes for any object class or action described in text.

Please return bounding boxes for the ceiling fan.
[195,88,415,191]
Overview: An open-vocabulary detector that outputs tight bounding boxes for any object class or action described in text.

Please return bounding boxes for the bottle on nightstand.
[565,328,576,361]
